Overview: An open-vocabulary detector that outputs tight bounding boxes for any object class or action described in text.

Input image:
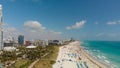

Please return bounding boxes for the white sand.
[53,41,109,68]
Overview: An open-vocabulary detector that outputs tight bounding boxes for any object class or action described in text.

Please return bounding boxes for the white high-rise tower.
[0,4,3,50]
[0,4,2,24]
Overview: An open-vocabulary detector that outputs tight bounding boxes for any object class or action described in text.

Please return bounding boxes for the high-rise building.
[0,4,3,50]
[18,35,24,45]
[0,4,2,23]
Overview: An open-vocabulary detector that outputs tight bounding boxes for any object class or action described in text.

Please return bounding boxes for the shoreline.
[53,41,110,68]
[79,44,110,68]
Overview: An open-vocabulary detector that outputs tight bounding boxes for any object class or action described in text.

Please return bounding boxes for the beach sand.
[53,41,109,68]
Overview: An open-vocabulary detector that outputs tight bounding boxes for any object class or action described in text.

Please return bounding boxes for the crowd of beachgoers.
[53,41,108,68]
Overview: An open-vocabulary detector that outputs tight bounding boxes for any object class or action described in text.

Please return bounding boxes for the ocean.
[80,41,120,68]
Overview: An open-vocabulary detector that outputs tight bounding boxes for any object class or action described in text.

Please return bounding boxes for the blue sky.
[1,0,120,41]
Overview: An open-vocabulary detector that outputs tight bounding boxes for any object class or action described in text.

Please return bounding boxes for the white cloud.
[107,20,120,25]
[107,21,117,25]
[24,21,46,30]
[23,20,62,40]
[3,27,21,41]
[107,33,117,37]
[23,29,62,40]
[66,27,71,30]
[6,27,17,32]
[4,27,18,34]
[2,21,62,40]
[117,20,120,24]
[96,33,105,37]
[96,33,118,37]
[0,4,2,8]
[2,23,8,26]
[49,30,62,35]
[66,20,86,30]
[95,22,98,24]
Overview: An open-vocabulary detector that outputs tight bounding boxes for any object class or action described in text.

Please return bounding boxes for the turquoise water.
[81,41,120,68]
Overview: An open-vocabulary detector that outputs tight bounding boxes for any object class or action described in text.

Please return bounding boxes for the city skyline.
[1,0,120,41]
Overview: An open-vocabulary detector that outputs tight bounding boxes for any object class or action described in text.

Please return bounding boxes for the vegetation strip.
[32,45,60,68]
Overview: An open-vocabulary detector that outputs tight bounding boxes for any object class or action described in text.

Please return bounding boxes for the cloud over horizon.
[23,21,62,40]
[3,21,62,40]
[66,20,86,30]
[107,20,120,25]
[96,32,118,37]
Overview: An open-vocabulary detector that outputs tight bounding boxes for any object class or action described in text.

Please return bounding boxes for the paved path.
[28,52,50,68]
[28,59,39,68]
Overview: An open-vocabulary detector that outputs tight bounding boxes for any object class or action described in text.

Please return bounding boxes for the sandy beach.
[53,41,109,68]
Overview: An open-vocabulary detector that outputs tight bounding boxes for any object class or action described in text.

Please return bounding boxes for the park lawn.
[14,59,33,68]
[32,45,60,68]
